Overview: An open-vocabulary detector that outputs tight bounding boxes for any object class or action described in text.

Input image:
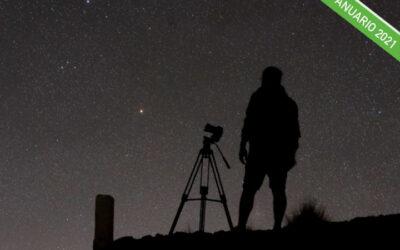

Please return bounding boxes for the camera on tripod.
[169,123,234,234]
[204,123,223,144]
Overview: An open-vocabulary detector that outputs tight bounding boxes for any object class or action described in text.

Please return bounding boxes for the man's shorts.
[242,157,288,191]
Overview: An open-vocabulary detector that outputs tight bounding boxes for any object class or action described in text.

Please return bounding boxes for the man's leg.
[269,171,288,230]
[272,186,287,230]
[237,187,257,230]
[238,155,265,230]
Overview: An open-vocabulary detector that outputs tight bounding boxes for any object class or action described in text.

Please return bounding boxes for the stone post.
[93,194,114,250]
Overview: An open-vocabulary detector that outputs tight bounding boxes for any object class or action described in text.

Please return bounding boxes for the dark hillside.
[108,214,400,249]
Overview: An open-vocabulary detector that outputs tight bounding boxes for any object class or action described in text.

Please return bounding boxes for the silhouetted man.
[238,66,301,231]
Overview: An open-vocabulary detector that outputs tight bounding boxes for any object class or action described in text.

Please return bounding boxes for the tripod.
[169,136,234,234]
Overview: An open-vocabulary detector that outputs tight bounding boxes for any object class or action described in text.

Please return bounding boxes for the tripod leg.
[169,194,187,235]
[169,151,203,235]
[199,156,211,232]
[199,186,208,232]
[183,151,203,194]
[210,153,234,230]
[221,194,234,230]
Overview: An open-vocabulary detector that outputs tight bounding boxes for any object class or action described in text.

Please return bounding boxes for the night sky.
[1,1,400,249]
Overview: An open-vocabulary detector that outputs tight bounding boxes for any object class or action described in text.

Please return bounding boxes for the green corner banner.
[321,0,400,62]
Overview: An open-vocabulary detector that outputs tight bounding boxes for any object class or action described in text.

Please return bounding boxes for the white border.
[356,0,400,35]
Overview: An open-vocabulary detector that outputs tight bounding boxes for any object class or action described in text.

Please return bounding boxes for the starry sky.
[1,1,399,249]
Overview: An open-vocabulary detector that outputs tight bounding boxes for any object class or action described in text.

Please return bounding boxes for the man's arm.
[239,93,256,164]
[293,101,301,139]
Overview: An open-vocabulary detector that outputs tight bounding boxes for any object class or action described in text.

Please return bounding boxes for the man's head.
[261,66,282,88]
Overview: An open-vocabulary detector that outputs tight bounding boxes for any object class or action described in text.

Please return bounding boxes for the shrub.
[286,200,330,228]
